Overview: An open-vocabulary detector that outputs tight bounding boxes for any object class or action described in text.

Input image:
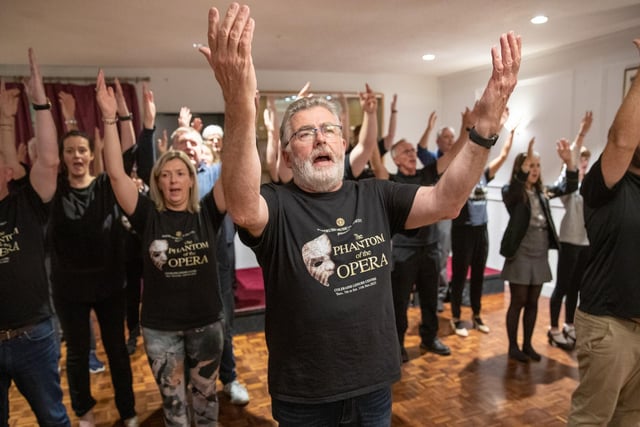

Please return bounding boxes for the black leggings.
[506,283,542,351]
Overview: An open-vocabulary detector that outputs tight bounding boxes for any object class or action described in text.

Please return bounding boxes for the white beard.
[291,148,344,193]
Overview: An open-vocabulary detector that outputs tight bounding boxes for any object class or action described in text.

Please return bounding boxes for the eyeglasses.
[287,123,342,145]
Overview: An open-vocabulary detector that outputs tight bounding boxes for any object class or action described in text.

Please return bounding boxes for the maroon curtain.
[9,81,140,146]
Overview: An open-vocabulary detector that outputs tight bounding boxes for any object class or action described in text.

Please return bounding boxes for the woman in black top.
[500,137,577,363]
[97,70,226,425]
[49,125,137,426]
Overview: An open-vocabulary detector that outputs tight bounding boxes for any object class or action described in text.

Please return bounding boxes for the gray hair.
[437,126,456,139]
[279,97,342,148]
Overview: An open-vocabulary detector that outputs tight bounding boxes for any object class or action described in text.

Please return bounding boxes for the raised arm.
[369,142,389,180]
[200,4,265,235]
[406,32,521,229]
[570,110,593,163]
[58,91,79,132]
[156,129,168,157]
[264,96,281,181]
[488,123,515,179]
[0,79,24,179]
[136,82,156,185]
[92,127,104,175]
[381,94,398,152]
[600,40,640,187]
[114,78,135,152]
[95,70,138,215]
[24,49,59,201]
[348,84,378,178]
[417,111,438,167]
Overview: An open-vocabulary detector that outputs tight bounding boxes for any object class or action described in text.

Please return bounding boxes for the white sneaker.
[450,319,469,337]
[223,380,250,405]
[124,416,139,427]
[473,317,490,334]
[79,410,95,427]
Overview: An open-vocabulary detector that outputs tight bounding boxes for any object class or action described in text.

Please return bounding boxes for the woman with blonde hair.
[96,70,226,426]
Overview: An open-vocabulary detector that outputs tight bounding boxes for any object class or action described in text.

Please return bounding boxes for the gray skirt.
[501,226,552,285]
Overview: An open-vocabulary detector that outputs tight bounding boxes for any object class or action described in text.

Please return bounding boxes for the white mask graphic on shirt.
[149,239,169,270]
[302,233,335,287]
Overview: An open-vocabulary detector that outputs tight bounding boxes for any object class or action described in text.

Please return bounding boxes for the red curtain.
[7,81,140,146]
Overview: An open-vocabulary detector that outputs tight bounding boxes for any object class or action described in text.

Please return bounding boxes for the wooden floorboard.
[8,287,580,426]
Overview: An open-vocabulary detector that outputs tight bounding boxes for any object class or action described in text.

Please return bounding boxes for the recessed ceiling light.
[530,15,548,24]
[422,54,436,61]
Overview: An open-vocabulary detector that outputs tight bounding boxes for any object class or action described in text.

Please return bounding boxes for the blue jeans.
[272,386,392,427]
[143,320,224,427]
[0,318,70,426]
[218,238,237,385]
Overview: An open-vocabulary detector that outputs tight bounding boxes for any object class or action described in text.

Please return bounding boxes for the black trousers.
[450,224,489,319]
[391,242,440,347]
[54,290,135,419]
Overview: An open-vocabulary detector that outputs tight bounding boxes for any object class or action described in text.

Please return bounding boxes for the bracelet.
[391,110,398,113]
[32,99,52,111]
[64,118,77,125]
[102,117,119,125]
[0,123,13,128]
[118,113,133,121]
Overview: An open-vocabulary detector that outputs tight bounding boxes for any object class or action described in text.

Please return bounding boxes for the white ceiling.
[2,0,640,77]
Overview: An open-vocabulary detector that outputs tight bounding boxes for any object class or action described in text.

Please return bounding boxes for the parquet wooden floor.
[8,287,580,426]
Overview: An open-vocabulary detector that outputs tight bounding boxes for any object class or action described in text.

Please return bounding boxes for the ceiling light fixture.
[422,54,436,61]
[530,15,548,24]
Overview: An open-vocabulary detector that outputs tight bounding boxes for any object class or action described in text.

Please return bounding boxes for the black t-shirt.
[239,179,418,403]
[129,191,224,331]
[579,158,640,318]
[0,181,52,329]
[49,173,127,303]
[390,162,439,246]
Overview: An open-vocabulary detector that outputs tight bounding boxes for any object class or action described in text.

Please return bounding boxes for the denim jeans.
[272,386,392,427]
[143,320,224,427]
[0,318,70,426]
[218,237,237,385]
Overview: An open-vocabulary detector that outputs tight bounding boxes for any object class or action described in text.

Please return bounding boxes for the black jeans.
[54,290,135,419]
[450,225,489,319]
[391,242,439,346]
[550,242,589,328]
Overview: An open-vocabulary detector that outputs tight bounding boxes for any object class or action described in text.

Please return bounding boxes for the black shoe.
[421,338,451,356]
[563,324,577,345]
[523,346,541,362]
[127,326,140,355]
[508,348,529,363]
[400,347,409,363]
[126,337,137,355]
